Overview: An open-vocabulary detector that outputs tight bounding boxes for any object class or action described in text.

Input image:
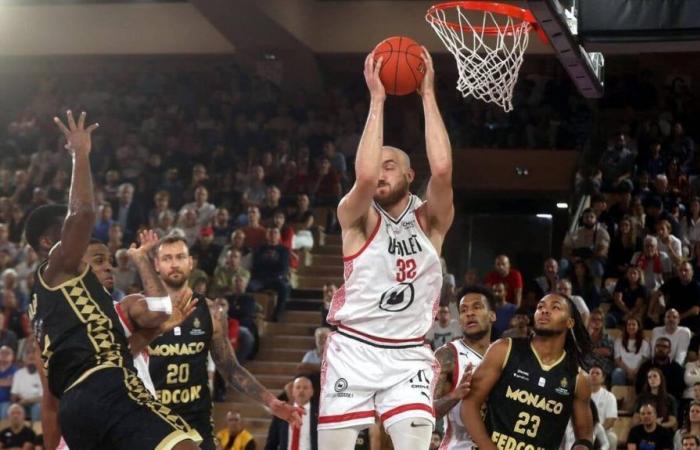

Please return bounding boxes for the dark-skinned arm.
[37,360,60,450]
[433,345,473,419]
[460,339,511,450]
[571,371,594,450]
[43,111,99,286]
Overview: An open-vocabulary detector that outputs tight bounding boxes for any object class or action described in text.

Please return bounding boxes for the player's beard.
[463,328,490,341]
[533,327,565,337]
[162,271,188,289]
[374,177,410,209]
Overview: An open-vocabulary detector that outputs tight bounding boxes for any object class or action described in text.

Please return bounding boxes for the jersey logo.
[190,316,205,336]
[379,283,415,312]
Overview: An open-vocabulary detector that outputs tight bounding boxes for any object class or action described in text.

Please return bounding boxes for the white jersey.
[440,339,484,450]
[328,195,442,344]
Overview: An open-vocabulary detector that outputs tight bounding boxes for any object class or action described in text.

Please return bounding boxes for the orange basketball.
[373,36,426,96]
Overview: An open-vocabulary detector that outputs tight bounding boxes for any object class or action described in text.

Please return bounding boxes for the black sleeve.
[627,426,640,445]
[264,418,281,450]
[661,427,674,450]
[246,440,256,450]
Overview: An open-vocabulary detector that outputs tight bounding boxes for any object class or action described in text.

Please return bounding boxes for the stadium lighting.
[556,202,569,209]
[536,214,553,220]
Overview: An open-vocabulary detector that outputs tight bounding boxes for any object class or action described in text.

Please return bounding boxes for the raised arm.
[43,111,99,285]
[433,345,472,419]
[460,339,510,450]
[337,53,385,232]
[419,48,454,239]
[208,298,304,427]
[571,371,594,450]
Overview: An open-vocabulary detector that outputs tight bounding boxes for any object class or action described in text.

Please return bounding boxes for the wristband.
[572,439,593,450]
[145,296,172,315]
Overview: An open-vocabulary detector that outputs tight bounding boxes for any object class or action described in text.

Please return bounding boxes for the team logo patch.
[334,378,348,393]
[378,283,415,312]
[560,377,568,388]
[190,316,205,336]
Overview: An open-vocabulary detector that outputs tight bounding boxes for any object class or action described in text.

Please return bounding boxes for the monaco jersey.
[441,340,483,450]
[328,195,442,343]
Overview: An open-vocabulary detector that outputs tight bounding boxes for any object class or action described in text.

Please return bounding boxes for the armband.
[145,296,172,315]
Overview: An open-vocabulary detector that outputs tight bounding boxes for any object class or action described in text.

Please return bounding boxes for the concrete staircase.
[213,234,344,448]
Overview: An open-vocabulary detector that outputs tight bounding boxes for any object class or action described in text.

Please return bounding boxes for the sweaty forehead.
[86,244,110,259]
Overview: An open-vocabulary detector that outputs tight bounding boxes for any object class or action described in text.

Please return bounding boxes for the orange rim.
[426,1,548,42]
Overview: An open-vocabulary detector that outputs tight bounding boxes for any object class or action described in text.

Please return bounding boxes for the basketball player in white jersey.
[318,48,454,450]
[434,285,496,450]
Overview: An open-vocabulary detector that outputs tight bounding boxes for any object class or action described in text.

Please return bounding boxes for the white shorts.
[318,330,440,430]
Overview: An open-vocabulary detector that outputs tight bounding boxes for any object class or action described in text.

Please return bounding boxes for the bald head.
[382,146,411,170]
[495,255,511,276]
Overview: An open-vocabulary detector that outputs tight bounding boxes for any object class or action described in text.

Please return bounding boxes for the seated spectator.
[674,403,700,450]
[426,306,461,349]
[556,278,590,325]
[93,202,115,243]
[265,376,317,450]
[637,337,686,402]
[681,434,700,450]
[633,367,679,430]
[322,139,348,185]
[491,282,517,339]
[528,258,559,301]
[561,401,610,450]
[13,246,37,297]
[632,235,673,292]
[260,186,282,222]
[583,309,615,378]
[570,260,602,310]
[298,327,330,375]
[106,223,124,256]
[147,190,175,229]
[682,198,700,260]
[685,361,700,414]
[216,411,255,450]
[657,219,684,268]
[175,208,201,247]
[561,207,610,279]
[113,249,138,294]
[180,185,216,227]
[212,208,233,247]
[628,403,674,450]
[213,249,251,296]
[590,364,619,448]
[309,157,341,206]
[10,345,41,422]
[652,309,691,365]
[111,182,145,244]
[501,310,532,338]
[288,194,314,225]
[154,210,176,237]
[484,255,523,307]
[652,262,700,330]
[1,269,27,312]
[0,346,17,418]
[599,133,636,190]
[612,317,650,386]
[190,227,222,276]
[225,275,258,357]
[2,291,29,340]
[0,315,18,355]
[609,266,648,328]
[430,431,442,450]
[242,206,267,250]
[645,196,682,240]
[0,224,17,261]
[0,403,35,448]
[218,229,253,271]
[607,215,642,278]
[248,228,291,321]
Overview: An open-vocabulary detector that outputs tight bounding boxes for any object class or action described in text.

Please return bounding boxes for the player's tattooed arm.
[128,229,168,298]
[209,299,304,427]
[433,345,470,419]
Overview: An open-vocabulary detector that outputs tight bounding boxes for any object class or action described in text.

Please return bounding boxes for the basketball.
[373,36,426,96]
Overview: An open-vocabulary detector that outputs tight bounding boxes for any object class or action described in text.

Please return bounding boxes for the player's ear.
[489,310,497,323]
[567,318,574,329]
[407,168,415,183]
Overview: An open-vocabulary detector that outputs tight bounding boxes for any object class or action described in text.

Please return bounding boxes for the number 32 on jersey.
[396,258,416,282]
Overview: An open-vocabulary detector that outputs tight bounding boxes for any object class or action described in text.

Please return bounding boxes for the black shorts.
[59,367,202,450]
[183,414,215,450]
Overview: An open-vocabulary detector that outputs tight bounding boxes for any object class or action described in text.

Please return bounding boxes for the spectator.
[2,290,29,340]
[612,317,650,386]
[556,278,590,325]
[670,122,695,174]
[501,310,532,338]
[632,235,673,292]
[190,227,222,276]
[264,376,317,450]
[628,403,674,450]
[637,337,686,401]
[260,186,282,222]
[681,435,700,450]
[213,249,251,296]
[288,194,314,226]
[0,403,35,449]
[147,190,175,229]
[483,255,523,307]
[426,305,461,349]
[608,215,643,278]
[248,228,291,321]
[0,224,17,261]
[0,346,17,419]
[645,196,682,240]
[92,202,115,243]
[322,139,347,184]
[298,327,330,375]
[652,262,700,330]
[561,401,610,450]
[0,315,18,355]
[106,223,124,256]
[225,275,258,362]
[430,431,442,450]
[13,246,36,298]
[652,309,692,365]
[113,249,138,294]
[1,269,27,312]
[218,229,252,271]
[633,367,679,430]
[242,165,267,207]
[609,266,648,328]
[212,208,233,247]
[216,411,256,450]
[561,208,610,280]
[657,220,684,268]
[111,182,144,244]
[320,284,336,328]
[242,206,267,250]
[528,258,559,301]
[10,345,41,422]
[599,133,636,190]
[674,403,700,450]
[309,157,341,206]
[590,364,619,449]
[491,282,517,339]
[187,254,209,291]
[154,210,176,238]
[175,208,201,247]
[180,186,216,227]
[583,309,615,378]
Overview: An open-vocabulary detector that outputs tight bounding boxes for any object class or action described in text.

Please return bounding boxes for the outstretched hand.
[364,51,386,102]
[417,46,435,97]
[53,110,99,156]
[268,398,305,428]
[158,295,198,335]
[127,229,160,260]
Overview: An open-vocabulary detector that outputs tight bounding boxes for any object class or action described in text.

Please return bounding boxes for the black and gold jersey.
[29,261,134,398]
[486,337,579,450]
[148,292,213,423]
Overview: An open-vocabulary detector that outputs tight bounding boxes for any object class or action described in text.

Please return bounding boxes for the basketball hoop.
[426,1,546,112]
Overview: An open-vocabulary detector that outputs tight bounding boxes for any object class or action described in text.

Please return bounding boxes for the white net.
[427,4,532,112]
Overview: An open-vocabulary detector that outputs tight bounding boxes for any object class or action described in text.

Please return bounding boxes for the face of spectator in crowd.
[247,207,260,227]
[159,212,174,229]
[0,251,10,269]
[118,184,134,205]
[99,203,113,221]
[182,209,197,227]
[374,147,413,209]
[84,243,115,291]
[166,168,178,182]
[14,170,28,186]
[556,279,572,296]
[614,134,626,151]
[322,140,336,158]
[588,366,604,388]
[116,249,129,269]
[511,313,529,330]
[619,218,632,235]
[430,432,442,450]
[543,258,558,278]
[0,346,14,368]
[292,377,313,406]
[436,305,451,326]
[674,122,684,137]
[639,404,657,427]
[194,186,208,205]
[215,208,229,227]
[261,152,273,168]
[492,282,506,304]
[646,369,662,390]
[231,230,245,248]
[155,192,169,210]
[227,249,241,269]
[273,212,286,229]
[25,246,37,264]
[588,310,604,334]
[266,228,281,246]
[0,224,8,243]
[193,279,207,296]
[643,237,658,257]
[680,262,694,284]
[653,338,671,361]
[625,318,639,337]
[494,255,510,277]
[314,328,330,353]
[2,270,16,289]
[156,240,193,289]
[7,404,24,428]
[226,411,243,435]
[582,210,596,229]
[266,186,281,205]
[656,221,671,240]
[192,165,207,182]
[459,292,495,340]
[297,194,310,212]
[690,404,700,426]
[251,165,265,183]
[106,170,119,185]
[682,436,699,450]
[533,294,574,337]
[232,275,248,294]
[664,308,680,330]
